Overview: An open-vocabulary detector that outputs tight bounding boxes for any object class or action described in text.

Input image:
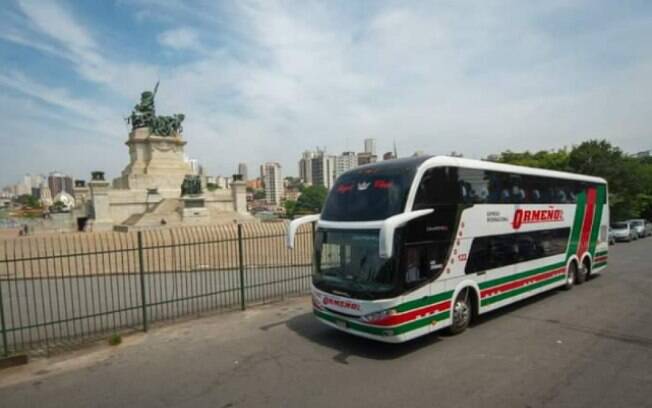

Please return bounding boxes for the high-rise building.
[364,138,376,155]
[48,171,73,197]
[263,162,283,205]
[335,152,357,178]
[312,152,336,190]
[298,151,316,186]
[357,152,377,166]
[237,162,248,180]
[185,158,202,175]
[383,152,396,161]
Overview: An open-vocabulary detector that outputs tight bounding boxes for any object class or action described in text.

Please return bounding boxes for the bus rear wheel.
[448,289,472,335]
[576,259,589,284]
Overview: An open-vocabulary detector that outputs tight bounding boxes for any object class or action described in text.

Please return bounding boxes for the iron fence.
[0,222,314,356]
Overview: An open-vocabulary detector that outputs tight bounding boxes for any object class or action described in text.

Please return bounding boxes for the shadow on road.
[285,312,444,363]
[283,275,613,363]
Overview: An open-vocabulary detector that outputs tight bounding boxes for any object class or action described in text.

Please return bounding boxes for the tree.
[294,185,328,216]
[493,139,652,221]
[283,200,297,218]
[253,190,266,200]
[15,194,41,209]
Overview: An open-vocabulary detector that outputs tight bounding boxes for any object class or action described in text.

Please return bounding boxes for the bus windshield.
[314,229,398,300]
[320,165,419,222]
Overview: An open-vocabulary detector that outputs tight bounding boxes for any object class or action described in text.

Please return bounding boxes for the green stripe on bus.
[588,185,606,256]
[593,261,607,269]
[314,309,450,336]
[566,190,587,258]
[395,290,454,313]
[481,274,565,306]
[478,261,566,290]
[595,250,608,257]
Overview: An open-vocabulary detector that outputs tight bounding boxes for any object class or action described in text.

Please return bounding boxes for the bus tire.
[448,289,472,335]
[576,259,589,284]
[563,262,576,290]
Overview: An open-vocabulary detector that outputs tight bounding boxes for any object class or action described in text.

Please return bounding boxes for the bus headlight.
[360,309,396,323]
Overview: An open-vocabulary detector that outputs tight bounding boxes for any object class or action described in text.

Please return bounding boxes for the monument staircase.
[120,198,182,228]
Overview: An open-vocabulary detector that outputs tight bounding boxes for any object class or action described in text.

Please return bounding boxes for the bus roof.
[350,155,606,185]
[421,156,607,184]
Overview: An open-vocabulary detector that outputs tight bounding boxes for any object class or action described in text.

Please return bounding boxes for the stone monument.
[86,83,253,231]
[113,84,190,198]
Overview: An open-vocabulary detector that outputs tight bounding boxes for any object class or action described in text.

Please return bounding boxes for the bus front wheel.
[448,289,472,335]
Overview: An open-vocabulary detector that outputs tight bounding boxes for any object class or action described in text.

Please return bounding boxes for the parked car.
[608,227,616,245]
[647,221,652,237]
[628,219,648,238]
[611,221,638,242]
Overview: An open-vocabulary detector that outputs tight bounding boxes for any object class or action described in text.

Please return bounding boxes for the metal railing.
[0,222,314,356]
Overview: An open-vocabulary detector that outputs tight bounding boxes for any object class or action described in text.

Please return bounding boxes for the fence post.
[0,279,8,357]
[237,224,246,310]
[137,231,148,332]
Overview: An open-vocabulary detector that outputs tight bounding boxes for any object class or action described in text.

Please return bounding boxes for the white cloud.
[1,0,652,186]
[158,27,199,50]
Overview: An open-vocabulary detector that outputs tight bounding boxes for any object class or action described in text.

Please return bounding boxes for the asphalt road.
[1,239,651,408]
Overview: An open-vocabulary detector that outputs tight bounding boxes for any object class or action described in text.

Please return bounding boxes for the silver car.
[611,221,638,242]
[628,219,649,238]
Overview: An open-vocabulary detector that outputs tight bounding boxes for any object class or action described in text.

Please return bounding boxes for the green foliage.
[15,194,41,209]
[494,148,570,171]
[253,190,266,200]
[108,333,122,346]
[293,185,328,216]
[206,183,219,191]
[51,200,66,212]
[284,199,297,218]
[493,140,652,221]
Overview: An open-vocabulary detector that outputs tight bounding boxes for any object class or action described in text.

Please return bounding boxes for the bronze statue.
[181,175,202,196]
[127,82,185,137]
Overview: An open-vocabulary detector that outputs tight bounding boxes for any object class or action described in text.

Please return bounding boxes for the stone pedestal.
[231,179,247,214]
[113,127,191,198]
[89,179,113,231]
[180,196,209,224]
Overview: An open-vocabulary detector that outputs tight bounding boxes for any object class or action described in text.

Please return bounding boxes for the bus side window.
[414,167,460,209]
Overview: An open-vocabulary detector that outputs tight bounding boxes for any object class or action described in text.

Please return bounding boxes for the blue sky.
[1,0,651,186]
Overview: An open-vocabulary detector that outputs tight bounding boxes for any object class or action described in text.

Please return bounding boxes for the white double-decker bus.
[287,156,609,343]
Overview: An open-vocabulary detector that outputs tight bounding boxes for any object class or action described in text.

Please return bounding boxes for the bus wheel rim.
[453,299,470,327]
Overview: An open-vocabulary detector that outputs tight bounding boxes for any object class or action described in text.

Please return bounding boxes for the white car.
[628,219,649,238]
[611,221,638,242]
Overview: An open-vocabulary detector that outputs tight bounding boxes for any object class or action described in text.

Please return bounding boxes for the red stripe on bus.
[594,255,608,263]
[480,267,566,299]
[371,301,451,327]
[577,187,597,258]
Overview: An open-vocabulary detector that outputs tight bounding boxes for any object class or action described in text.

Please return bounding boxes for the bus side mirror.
[287,214,320,249]
[379,209,434,259]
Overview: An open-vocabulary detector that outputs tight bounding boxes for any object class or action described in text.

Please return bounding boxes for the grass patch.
[108,333,122,346]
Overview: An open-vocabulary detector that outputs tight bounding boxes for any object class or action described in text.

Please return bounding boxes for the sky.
[1,0,651,187]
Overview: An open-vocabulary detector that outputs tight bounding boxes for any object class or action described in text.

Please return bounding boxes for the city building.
[263,162,283,205]
[238,162,248,180]
[298,151,316,186]
[364,138,376,155]
[312,152,337,190]
[185,158,202,175]
[383,151,396,161]
[634,150,651,158]
[357,152,377,166]
[48,171,73,197]
[335,151,357,178]
[246,178,263,190]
